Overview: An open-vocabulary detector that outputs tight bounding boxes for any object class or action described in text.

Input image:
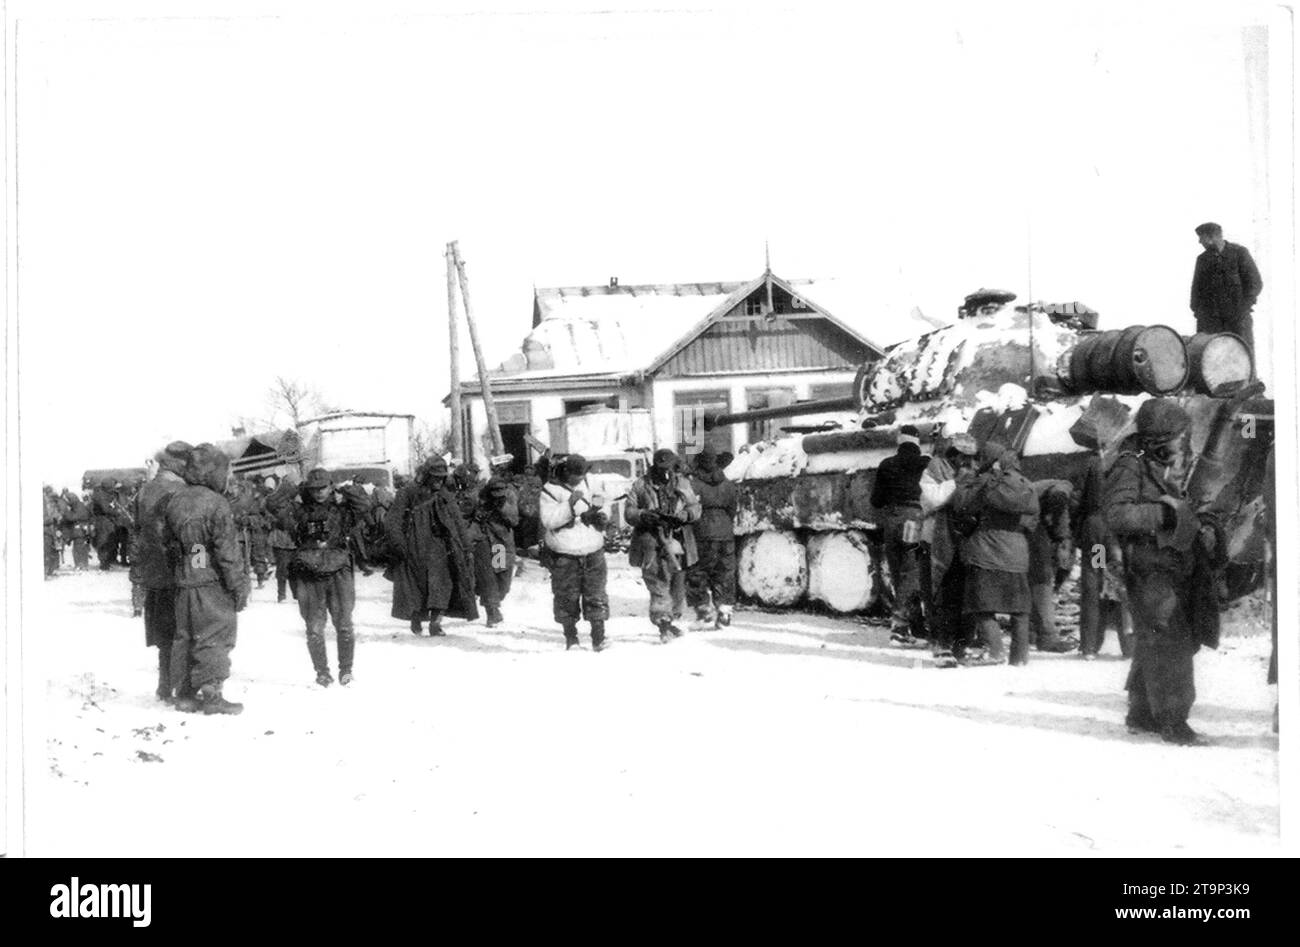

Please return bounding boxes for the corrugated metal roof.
[656,315,870,376]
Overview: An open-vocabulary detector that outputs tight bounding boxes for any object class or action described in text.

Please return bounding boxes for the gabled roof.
[642,272,889,375]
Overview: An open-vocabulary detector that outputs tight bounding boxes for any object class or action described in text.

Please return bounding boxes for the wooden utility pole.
[450,241,505,456]
[445,243,464,462]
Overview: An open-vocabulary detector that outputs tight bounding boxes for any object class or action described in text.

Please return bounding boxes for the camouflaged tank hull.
[723,309,1272,611]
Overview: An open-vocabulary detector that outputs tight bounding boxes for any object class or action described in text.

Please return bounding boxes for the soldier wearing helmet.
[1104,397,1221,745]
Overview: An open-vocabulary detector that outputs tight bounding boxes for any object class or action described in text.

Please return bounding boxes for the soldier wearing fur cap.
[277,468,372,687]
[161,443,248,715]
[538,453,611,650]
[383,456,478,636]
[951,441,1041,666]
[131,441,193,701]
[625,448,702,642]
[1104,397,1222,745]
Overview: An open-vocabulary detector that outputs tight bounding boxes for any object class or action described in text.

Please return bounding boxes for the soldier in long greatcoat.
[384,457,478,636]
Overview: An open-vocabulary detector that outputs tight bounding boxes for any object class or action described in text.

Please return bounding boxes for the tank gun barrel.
[708,395,859,430]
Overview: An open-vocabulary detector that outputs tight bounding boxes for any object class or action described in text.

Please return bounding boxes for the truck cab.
[581,449,649,529]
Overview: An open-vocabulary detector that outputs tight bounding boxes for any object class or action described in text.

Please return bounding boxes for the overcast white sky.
[6,0,1290,486]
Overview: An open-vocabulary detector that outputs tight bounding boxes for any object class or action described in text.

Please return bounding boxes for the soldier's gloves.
[580,509,609,530]
[638,510,661,529]
[1158,496,1200,552]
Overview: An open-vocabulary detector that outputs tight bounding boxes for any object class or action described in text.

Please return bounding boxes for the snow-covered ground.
[31,557,1279,857]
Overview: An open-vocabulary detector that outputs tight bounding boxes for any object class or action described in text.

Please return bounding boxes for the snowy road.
[31,558,1279,856]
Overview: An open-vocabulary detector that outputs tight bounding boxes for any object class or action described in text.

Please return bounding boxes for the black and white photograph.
[2,0,1294,863]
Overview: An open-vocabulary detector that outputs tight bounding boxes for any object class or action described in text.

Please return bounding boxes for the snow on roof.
[502,282,746,375]
[484,276,945,383]
[785,278,949,349]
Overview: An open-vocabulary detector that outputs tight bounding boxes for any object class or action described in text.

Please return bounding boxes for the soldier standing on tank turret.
[1104,398,1223,745]
[1190,222,1262,351]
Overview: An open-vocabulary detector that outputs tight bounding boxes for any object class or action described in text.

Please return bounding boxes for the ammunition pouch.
[290,547,351,578]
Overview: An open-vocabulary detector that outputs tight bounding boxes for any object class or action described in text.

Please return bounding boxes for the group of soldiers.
[42,479,135,577]
[46,398,1270,746]
[872,397,1246,746]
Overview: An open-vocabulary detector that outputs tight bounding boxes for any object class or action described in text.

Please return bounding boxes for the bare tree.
[266,377,337,429]
[411,418,452,467]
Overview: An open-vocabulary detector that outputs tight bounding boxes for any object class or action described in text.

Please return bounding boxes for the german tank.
[713,296,1272,613]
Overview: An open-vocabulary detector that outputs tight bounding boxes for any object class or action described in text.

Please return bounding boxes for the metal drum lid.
[1129,325,1188,394]
[1186,332,1254,395]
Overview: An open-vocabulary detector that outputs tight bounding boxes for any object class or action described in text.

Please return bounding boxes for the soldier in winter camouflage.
[274,468,371,687]
[132,441,193,702]
[162,444,249,715]
[624,448,701,643]
[538,454,611,650]
[1104,398,1223,745]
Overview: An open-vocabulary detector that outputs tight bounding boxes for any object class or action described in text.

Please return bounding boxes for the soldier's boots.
[156,647,173,702]
[196,684,243,716]
[308,637,332,687]
[689,607,715,632]
[563,622,581,651]
[591,620,609,652]
[1159,716,1201,746]
[1125,705,1160,735]
[658,619,684,643]
[715,605,733,629]
[427,611,446,636]
[173,689,201,713]
[337,635,355,686]
[410,618,423,636]
[486,606,504,627]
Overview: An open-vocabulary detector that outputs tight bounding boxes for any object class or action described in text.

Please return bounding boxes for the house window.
[564,397,618,415]
[672,389,731,457]
[809,383,854,402]
[745,387,797,443]
[745,297,766,317]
